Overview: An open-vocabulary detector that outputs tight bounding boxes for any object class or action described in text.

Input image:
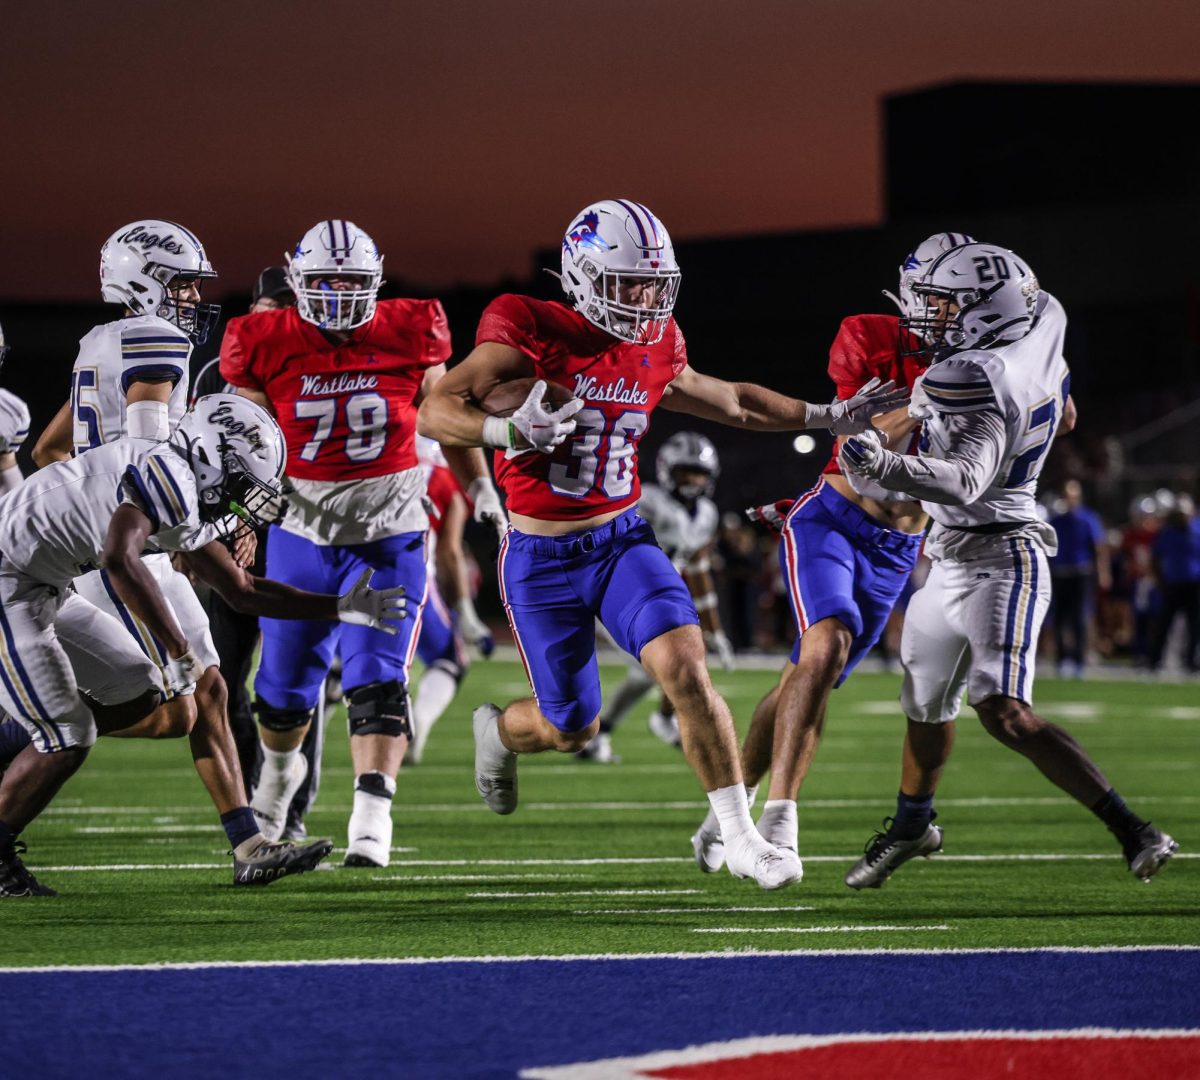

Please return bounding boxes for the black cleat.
[233,837,333,887]
[1118,822,1179,882]
[845,817,943,890]
[0,841,57,897]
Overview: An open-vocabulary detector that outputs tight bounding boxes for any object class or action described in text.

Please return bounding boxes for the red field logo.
[522,1028,1200,1079]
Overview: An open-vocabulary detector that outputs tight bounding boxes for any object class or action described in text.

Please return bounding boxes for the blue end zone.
[6,950,1198,1078]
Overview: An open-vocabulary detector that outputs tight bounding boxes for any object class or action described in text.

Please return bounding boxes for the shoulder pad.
[918,355,998,413]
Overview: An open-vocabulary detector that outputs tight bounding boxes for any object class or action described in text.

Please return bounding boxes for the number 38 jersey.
[478,295,688,521]
[220,300,451,544]
[915,292,1069,557]
[70,315,193,454]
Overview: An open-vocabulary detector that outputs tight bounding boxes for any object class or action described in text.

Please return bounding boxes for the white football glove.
[704,629,736,672]
[511,380,583,454]
[810,377,911,436]
[337,568,408,634]
[468,476,508,542]
[457,597,496,659]
[164,647,205,697]
[838,427,886,478]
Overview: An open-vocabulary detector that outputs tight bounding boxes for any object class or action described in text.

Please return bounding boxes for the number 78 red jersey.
[219,300,450,482]
[478,295,688,521]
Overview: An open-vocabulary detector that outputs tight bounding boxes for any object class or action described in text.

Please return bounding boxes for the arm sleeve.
[425,300,452,365]
[869,408,1008,505]
[218,318,264,391]
[671,323,688,379]
[0,390,31,454]
[475,295,540,360]
[119,323,191,392]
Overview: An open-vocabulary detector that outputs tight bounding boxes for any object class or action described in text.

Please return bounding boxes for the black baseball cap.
[252,266,294,304]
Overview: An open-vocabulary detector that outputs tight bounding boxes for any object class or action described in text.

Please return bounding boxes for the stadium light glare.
[792,434,816,455]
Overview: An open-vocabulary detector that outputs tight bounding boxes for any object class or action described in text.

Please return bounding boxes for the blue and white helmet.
[286,220,383,332]
[886,232,976,320]
[902,242,1041,353]
[100,220,219,343]
[559,199,681,345]
[173,394,287,531]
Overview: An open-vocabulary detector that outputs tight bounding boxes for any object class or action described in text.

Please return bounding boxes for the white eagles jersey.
[637,483,719,570]
[911,292,1068,559]
[0,389,31,454]
[0,439,206,588]
[71,315,192,454]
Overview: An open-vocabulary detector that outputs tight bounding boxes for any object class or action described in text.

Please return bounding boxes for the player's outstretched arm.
[661,368,908,434]
[182,542,406,632]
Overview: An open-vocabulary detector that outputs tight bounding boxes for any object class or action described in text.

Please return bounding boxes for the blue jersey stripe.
[121,334,190,346]
[123,466,161,531]
[152,455,191,522]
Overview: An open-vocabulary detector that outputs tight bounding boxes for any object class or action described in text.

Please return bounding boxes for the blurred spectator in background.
[1048,480,1111,677]
[1149,493,1200,674]
[1117,495,1164,666]
[717,513,763,650]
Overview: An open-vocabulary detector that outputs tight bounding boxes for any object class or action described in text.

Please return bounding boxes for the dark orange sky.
[3,1,1199,301]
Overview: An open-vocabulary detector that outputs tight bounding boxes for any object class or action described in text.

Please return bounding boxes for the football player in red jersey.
[220,220,501,868]
[419,199,906,890]
[689,233,974,879]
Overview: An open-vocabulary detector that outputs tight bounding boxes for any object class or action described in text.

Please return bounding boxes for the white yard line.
[467,888,702,899]
[578,906,816,915]
[369,873,586,883]
[5,945,1195,976]
[692,924,952,935]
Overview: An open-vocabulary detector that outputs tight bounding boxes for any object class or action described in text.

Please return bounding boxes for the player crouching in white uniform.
[581,432,733,763]
[0,396,406,897]
[838,242,1177,887]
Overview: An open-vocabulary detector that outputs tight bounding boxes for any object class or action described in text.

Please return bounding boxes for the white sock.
[257,744,300,793]
[757,799,798,850]
[414,666,459,734]
[707,783,755,842]
[701,783,759,837]
[480,714,513,770]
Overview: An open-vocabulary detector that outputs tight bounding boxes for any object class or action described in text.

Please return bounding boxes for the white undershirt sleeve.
[126,399,171,441]
[871,409,1007,506]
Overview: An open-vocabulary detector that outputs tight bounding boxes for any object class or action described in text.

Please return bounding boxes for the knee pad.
[254,699,315,733]
[428,658,465,686]
[347,680,412,739]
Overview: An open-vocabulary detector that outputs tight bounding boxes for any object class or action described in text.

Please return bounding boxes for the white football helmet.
[885,232,976,320]
[100,220,219,343]
[559,200,681,345]
[286,220,383,331]
[656,431,719,501]
[901,242,1041,354]
[172,394,287,532]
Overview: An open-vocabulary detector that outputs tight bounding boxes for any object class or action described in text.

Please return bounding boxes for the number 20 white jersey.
[70,315,192,453]
[915,292,1068,555]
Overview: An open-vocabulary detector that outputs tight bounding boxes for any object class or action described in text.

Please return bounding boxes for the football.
[477,377,577,417]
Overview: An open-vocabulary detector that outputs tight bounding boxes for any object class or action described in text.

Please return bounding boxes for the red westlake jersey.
[822,313,928,476]
[425,464,467,536]
[219,299,450,482]
[478,295,687,521]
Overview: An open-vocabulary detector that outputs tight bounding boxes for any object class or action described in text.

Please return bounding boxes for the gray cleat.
[233,837,333,887]
[845,819,943,890]
[473,703,518,814]
[1121,823,1179,882]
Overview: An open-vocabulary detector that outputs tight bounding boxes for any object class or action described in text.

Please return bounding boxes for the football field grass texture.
[4,661,1198,969]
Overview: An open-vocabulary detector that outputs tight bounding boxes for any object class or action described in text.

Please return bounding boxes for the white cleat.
[473,703,518,815]
[691,824,726,873]
[576,731,619,764]
[725,831,804,891]
[345,795,394,868]
[647,709,681,748]
[250,753,309,843]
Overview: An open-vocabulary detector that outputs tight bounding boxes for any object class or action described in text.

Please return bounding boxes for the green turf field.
[3,660,1197,968]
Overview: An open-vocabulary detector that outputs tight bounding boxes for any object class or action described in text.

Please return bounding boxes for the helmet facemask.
[288,269,382,332]
[587,267,681,345]
[190,437,286,538]
[150,269,220,344]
